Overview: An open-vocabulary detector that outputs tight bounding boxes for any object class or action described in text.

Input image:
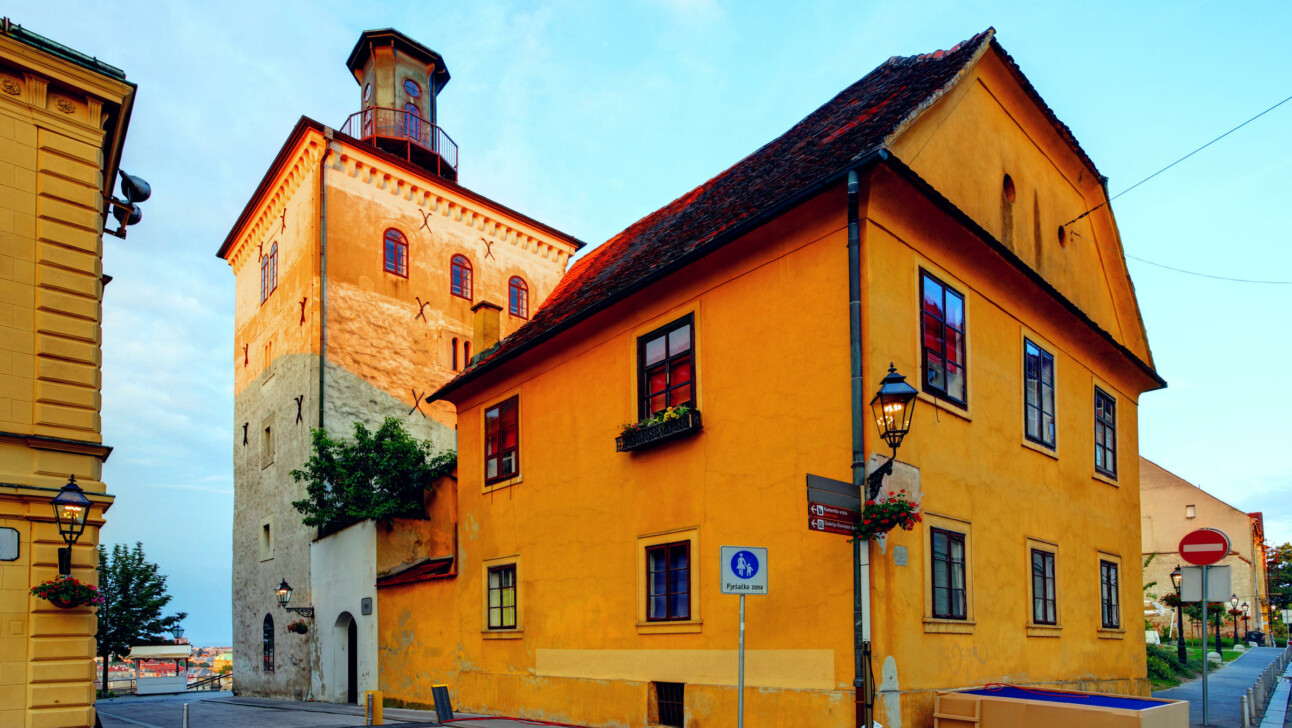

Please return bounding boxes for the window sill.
[916,392,971,422]
[1021,437,1058,460]
[482,629,523,640]
[924,618,975,634]
[1097,627,1126,640]
[637,620,703,635]
[1027,625,1063,638]
[1092,470,1119,488]
[483,475,522,494]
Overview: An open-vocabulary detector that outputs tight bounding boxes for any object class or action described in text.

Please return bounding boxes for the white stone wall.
[310,520,378,703]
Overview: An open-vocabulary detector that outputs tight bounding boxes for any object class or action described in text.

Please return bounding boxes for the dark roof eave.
[428,149,893,404]
[431,149,1165,404]
[216,117,323,260]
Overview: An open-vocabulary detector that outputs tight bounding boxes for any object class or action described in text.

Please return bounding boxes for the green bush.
[1146,655,1175,682]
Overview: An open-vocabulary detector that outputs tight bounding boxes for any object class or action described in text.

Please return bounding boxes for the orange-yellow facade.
[377,32,1163,728]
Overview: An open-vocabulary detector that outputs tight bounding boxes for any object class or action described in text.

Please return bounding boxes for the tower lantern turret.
[342,29,457,181]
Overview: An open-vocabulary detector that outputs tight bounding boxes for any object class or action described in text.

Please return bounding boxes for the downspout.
[846,168,873,728]
[318,127,334,430]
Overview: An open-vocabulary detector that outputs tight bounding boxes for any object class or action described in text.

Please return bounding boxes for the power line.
[1125,254,1292,285]
[1062,92,1292,229]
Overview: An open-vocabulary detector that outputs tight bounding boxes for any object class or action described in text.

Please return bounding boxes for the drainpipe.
[846,168,872,728]
[318,127,334,430]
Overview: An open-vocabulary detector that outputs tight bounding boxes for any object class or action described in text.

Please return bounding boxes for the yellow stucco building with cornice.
[219,28,582,702]
[0,17,135,728]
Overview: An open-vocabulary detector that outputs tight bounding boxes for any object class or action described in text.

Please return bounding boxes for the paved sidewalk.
[1154,646,1285,727]
[95,692,587,728]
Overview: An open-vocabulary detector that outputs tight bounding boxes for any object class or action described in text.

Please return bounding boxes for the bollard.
[364,690,384,725]
[182,703,189,728]
[1247,687,1254,722]
[1242,694,1250,727]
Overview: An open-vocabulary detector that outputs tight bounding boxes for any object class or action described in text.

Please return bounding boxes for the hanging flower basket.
[1160,593,1182,609]
[856,490,922,541]
[286,619,309,635]
[30,575,103,609]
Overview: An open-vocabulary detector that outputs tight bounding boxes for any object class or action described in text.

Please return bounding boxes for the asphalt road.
[1153,646,1287,727]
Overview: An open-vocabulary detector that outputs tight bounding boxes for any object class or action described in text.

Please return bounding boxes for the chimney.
[470,300,503,364]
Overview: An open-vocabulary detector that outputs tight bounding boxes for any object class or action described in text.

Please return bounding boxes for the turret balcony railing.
[340,107,459,179]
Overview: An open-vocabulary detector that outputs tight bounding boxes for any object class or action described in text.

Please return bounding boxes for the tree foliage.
[291,417,455,528]
[96,543,186,696]
[1269,542,1292,609]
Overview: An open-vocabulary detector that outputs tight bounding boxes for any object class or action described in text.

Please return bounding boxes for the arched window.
[464,341,472,365]
[403,102,420,140]
[451,337,459,371]
[384,229,408,277]
[509,277,529,319]
[260,254,268,305]
[451,255,472,300]
[269,242,278,294]
[262,614,274,672]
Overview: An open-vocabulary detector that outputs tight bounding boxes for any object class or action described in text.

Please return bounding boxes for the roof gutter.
[429,149,891,404]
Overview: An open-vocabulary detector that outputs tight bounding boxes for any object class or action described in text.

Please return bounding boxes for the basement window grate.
[655,682,684,728]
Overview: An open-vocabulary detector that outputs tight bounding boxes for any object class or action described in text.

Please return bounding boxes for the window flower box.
[617,408,702,452]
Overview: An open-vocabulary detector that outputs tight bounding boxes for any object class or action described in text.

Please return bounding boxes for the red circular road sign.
[1179,528,1231,566]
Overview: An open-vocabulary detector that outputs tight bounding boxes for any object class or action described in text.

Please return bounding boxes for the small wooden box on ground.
[933,686,1187,728]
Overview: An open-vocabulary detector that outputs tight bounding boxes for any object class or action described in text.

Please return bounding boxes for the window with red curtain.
[485,396,518,483]
[509,276,529,318]
[451,255,472,300]
[920,270,967,406]
[384,229,408,277]
[638,316,694,418]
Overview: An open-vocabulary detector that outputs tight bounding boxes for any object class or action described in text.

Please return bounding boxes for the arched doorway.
[334,612,358,703]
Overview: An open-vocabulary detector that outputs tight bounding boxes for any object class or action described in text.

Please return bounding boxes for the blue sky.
[10,1,1291,645]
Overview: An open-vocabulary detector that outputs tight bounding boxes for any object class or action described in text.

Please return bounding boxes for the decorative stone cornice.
[330,141,577,268]
[226,137,326,272]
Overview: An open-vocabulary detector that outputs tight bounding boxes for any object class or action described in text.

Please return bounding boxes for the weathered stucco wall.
[310,520,378,703]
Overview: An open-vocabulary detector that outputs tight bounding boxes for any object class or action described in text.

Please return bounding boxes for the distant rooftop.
[1,17,127,81]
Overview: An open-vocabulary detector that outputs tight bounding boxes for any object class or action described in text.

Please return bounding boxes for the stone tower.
[219,28,582,701]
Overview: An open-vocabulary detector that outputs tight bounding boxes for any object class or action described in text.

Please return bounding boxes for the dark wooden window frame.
[384,228,408,278]
[931,527,967,620]
[259,254,268,305]
[509,276,529,319]
[637,315,696,420]
[484,396,519,485]
[1031,548,1057,625]
[645,540,691,622]
[1100,560,1120,629]
[654,681,685,728]
[919,270,968,408]
[269,242,278,295]
[262,613,275,671]
[1024,338,1056,449]
[1094,388,1117,478]
[451,254,473,300]
[487,564,517,630]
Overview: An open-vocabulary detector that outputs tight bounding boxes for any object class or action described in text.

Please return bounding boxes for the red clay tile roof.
[432,28,1100,402]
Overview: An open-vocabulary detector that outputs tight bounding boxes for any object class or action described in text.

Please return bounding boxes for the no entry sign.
[1179,528,1231,566]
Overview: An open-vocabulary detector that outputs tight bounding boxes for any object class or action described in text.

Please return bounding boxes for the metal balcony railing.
[340,107,459,176]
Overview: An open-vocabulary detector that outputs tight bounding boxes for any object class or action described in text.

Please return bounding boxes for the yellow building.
[384,28,1165,728]
[0,17,135,728]
[219,29,581,702]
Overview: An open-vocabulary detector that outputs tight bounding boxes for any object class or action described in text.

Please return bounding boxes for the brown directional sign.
[808,515,856,536]
[809,502,858,522]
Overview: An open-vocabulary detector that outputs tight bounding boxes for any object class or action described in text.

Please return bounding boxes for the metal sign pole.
[738,593,746,728]
[1201,565,1209,726]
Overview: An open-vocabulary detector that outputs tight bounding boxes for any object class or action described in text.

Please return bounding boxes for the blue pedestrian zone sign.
[720,546,768,595]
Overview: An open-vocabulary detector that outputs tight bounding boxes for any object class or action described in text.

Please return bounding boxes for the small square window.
[1100,559,1121,629]
[638,316,695,419]
[1185,505,1196,519]
[653,682,685,728]
[484,397,519,484]
[646,542,690,621]
[487,565,517,630]
[931,528,967,620]
[1024,340,1056,448]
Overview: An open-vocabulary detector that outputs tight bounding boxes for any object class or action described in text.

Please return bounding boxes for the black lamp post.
[50,475,92,576]
[865,364,919,501]
[1171,566,1186,662]
[170,625,185,643]
[1230,594,1240,647]
[275,579,314,618]
[1242,601,1250,639]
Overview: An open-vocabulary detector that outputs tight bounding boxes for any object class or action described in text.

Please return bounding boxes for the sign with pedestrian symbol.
[721,546,768,595]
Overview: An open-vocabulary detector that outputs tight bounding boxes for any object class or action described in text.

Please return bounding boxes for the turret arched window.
[262,614,274,671]
[260,254,268,305]
[451,255,472,300]
[509,276,529,319]
[384,229,408,277]
[269,243,278,294]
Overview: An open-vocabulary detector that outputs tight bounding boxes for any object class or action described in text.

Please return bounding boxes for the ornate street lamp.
[1171,566,1186,662]
[50,475,92,576]
[170,625,185,643]
[274,579,314,618]
[1242,601,1250,638]
[866,364,919,501]
[1230,594,1240,648]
